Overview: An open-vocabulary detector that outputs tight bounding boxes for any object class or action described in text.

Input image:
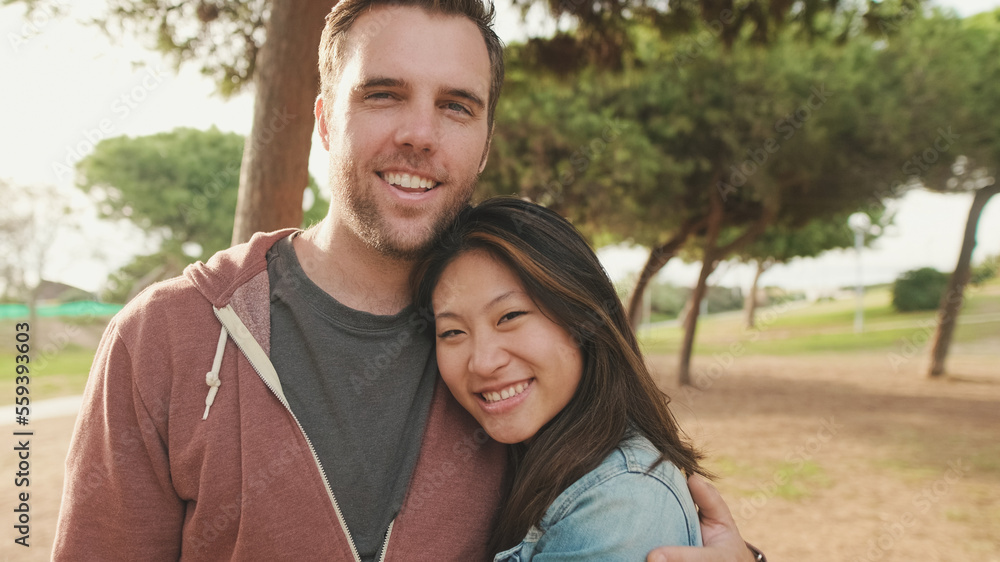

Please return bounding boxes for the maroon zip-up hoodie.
[53,229,507,561]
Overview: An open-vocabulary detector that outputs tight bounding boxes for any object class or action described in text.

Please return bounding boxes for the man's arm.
[647,475,762,562]
[53,319,185,560]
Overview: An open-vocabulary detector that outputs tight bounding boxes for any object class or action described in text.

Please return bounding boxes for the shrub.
[892,267,949,312]
[970,254,999,286]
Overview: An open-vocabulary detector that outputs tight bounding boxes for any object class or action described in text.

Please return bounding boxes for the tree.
[928,158,999,375]
[13,0,918,245]
[738,213,877,328]
[877,11,1000,376]
[482,20,918,383]
[77,127,325,302]
[10,0,335,244]
[98,0,337,244]
[0,180,79,329]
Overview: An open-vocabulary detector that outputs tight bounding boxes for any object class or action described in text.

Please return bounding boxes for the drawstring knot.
[202,322,229,420]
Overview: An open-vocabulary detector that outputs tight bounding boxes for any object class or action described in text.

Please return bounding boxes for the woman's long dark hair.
[412,197,708,554]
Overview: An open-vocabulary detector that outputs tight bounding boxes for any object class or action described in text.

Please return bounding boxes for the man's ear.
[478,122,494,174]
[315,95,330,150]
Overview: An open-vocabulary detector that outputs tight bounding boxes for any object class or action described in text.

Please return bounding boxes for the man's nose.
[394,101,439,154]
[468,334,510,377]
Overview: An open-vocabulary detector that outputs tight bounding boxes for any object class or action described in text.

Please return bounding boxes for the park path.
[0,395,82,427]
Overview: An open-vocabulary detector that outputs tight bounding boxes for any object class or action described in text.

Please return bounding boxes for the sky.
[1,0,998,295]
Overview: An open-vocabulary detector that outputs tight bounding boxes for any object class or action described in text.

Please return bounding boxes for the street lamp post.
[848,212,872,334]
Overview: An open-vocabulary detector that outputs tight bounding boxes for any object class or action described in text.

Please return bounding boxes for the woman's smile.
[432,249,582,444]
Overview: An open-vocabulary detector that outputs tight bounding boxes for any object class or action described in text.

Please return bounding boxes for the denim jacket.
[494,433,702,561]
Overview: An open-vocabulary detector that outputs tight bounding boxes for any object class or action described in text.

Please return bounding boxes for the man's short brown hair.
[318,0,505,131]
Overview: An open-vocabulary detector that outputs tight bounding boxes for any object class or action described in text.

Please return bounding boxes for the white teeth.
[482,382,530,404]
[383,172,435,190]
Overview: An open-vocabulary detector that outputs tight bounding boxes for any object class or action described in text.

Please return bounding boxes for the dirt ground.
[1,353,997,561]
[653,353,1000,562]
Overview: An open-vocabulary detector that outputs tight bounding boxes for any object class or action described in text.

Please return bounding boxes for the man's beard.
[331,155,477,261]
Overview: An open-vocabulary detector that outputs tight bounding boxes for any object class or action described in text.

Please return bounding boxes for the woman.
[412,197,710,560]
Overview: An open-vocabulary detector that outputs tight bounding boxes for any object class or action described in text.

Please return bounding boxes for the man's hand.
[646,474,757,562]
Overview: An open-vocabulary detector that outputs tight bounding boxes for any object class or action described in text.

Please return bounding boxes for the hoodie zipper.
[377,520,394,562]
[214,306,365,562]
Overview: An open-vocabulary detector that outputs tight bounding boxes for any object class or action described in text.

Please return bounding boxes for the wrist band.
[746,542,766,562]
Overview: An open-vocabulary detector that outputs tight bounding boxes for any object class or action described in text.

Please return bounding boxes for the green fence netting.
[0,301,123,320]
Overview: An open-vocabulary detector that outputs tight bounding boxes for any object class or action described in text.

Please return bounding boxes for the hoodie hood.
[184,228,299,309]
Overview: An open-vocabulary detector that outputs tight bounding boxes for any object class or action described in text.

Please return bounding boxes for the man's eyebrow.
[443,87,485,110]
[357,77,484,110]
[358,76,407,90]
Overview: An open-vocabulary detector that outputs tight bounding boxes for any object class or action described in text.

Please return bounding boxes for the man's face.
[316,6,492,260]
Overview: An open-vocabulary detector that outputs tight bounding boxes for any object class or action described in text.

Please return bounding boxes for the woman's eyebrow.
[434,290,524,320]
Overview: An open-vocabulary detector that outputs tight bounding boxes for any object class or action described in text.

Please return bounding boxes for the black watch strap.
[746,542,766,562]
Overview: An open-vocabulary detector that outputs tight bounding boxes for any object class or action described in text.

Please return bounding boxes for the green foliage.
[79,127,246,256]
[971,254,999,286]
[892,267,950,312]
[644,282,743,319]
[102,1,268,96]
[506,0,919,73]
[77,127,325,302]
[482,20,913,254]
[649,282,690,319]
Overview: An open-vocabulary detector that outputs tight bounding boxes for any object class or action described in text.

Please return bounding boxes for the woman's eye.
[438,329,464,339]
[498,311,526,324]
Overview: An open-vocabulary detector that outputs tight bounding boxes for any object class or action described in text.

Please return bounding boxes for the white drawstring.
[202,323,229,420]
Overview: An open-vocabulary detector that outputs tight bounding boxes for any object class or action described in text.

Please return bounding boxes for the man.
[54,0,760,560]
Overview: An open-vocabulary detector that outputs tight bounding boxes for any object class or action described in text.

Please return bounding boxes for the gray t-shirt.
[267,235,437,562]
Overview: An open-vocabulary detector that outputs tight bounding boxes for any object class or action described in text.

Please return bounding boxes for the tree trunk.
[928,184,1000,376]
[679,252,720,386]
[231,0,337,245]
[677,192,774,385]
[626,217,706,329]
[745,258,772,329]
[678,193,725,386]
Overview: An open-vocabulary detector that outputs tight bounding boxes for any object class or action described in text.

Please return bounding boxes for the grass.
[639,280,1000,356]
[1,344,96,400]
[707,456,832,501]
[0,317,109,402]
[3,279,998,401]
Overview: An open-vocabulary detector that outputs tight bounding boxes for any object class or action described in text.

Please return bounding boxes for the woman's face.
[432,249,583,444]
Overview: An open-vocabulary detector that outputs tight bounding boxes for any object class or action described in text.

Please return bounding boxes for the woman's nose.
[468,334,510,377]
